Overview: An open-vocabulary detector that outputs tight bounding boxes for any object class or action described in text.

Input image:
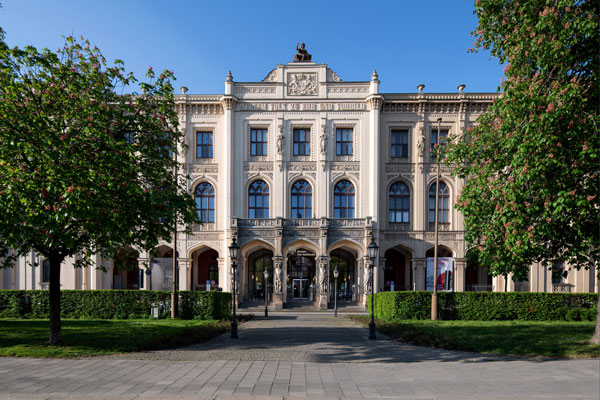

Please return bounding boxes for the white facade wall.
[2,61,598,299]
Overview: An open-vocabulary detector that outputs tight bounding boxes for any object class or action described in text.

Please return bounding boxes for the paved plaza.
[0,313,598,399]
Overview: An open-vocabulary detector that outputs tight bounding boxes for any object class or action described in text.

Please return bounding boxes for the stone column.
[178,258,190,292]
[318,256,330,310]
[412,258,426,290]
[272,256,284,310]
[221,72,237,293]
[454,258,467,292]
[366,75,383,222]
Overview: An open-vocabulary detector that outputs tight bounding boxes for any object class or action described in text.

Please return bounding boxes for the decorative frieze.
[235,86,277,95]
[244,162,273,172]
[191,165,219,174]
[382,103,419,113]
[187,233,222,241]
[262,69,278,82]
[326,68,342,82]
[236,102,367,112]
[287,73,317,96]
[385,164,414,173]
[330,162,360,171]
[328,85,369,94]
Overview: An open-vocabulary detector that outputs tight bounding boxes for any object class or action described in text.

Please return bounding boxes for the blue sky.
[1,1,504,94]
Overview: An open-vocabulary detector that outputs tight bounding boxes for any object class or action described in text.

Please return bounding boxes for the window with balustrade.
[248,180,269,218]
[291,180,312,219]
[194,182,215,223]
[334,180,355,218]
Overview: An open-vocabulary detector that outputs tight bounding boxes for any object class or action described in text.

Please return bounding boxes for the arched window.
[334,180,355,218]
[194,182,215,223]
[291,180,312,218]
[248,180,269,218]
[428,181,450,223]
[389,182,410,223]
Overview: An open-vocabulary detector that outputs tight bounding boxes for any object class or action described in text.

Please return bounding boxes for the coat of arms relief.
[287,73,317,96]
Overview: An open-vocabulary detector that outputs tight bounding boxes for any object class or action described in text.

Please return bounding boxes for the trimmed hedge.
[0,290,231,320]
[370,291,598,321]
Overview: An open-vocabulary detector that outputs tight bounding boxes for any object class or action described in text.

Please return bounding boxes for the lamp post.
[432,117,442,321]
[367,236,379,340]
[263,268,269,318]
[229,236,239,339]
[333,267,339,317]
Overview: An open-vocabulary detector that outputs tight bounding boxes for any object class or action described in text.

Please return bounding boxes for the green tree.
[445,0,599,342]
[0,35,198,344]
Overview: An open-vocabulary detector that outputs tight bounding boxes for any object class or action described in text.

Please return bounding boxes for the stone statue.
[320,133,327,154]
[274,262,282,294]
[319,263,328,294]
[294,42,312,62]
[417,134,425,157]
[277,134,284,154]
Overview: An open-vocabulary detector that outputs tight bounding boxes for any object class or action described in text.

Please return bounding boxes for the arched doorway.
[112,247,140,290]
[384,248,412,291]
[192,249,219,291]
[425,246,453,291]
[247,249,273,301]
[466,249,493,291]
[329,249,356,302]
[287,248,316,301]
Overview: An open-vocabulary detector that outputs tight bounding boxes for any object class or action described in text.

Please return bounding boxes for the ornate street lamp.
[263,268,269,318]
[367,236,379,340]
[432,117,442,321]
[229,236,239,339]
[333,267,339,317]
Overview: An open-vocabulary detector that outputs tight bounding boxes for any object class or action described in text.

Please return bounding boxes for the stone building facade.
[2,59,598,304]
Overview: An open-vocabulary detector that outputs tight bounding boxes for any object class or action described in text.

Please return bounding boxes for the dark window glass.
[389,182,410,223]
[391,130,409,158]
[250,129,268,156]
[334,180,355,218]
[428,182,450,223]
[336,128,353,156]
[42,260,50,283]
[196,132,213,158]
[293,128,310,156]
[194,182,215,223]
[291,180,312,219]
[248,180,269,218]
[430,129,448,161]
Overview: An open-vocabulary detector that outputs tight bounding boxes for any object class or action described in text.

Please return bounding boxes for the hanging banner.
[426,257,454,291]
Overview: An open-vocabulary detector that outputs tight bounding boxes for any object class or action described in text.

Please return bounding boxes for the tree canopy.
[445,0,599,281]
[0,35,198,343]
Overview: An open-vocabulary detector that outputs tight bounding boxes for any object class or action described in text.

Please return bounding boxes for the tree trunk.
[49,254,63,345]
[592,294,600,345]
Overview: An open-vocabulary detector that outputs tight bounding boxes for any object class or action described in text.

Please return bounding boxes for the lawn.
[0,318,229,358]
[350,316,600,358]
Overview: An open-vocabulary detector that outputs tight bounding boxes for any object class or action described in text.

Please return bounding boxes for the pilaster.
[412,258,426,290]
[454,258,467,292]
[366,91,383,222]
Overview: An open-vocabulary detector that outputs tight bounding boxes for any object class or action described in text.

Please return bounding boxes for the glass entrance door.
[292,278,309,299]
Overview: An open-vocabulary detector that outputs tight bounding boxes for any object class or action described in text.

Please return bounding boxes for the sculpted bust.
[294,42,312,62]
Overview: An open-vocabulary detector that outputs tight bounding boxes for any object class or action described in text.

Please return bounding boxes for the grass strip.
[350,315,600,358]
[0,318,230,358]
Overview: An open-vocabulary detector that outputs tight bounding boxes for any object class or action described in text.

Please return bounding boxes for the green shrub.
[0,290,231,320]
[371,292,599,321]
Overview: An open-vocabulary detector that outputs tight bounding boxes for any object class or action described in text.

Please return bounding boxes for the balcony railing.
[552,283,573,293]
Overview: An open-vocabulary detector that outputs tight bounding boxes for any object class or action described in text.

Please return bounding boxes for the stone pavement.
[0,313,598,399]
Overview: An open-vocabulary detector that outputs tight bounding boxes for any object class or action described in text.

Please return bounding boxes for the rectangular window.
[430,129,448,161]
[196,132,213,159]
[336,128,353,156]
[42,260,50,283]
[250,128,268,156]
[391,130,409,158]
[293,128,310,156]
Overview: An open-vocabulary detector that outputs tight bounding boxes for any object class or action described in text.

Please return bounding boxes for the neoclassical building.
[2,53,598,306]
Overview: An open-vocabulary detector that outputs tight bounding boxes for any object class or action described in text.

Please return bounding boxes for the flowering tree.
[444,0,599,342]
[0,35,198,344]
